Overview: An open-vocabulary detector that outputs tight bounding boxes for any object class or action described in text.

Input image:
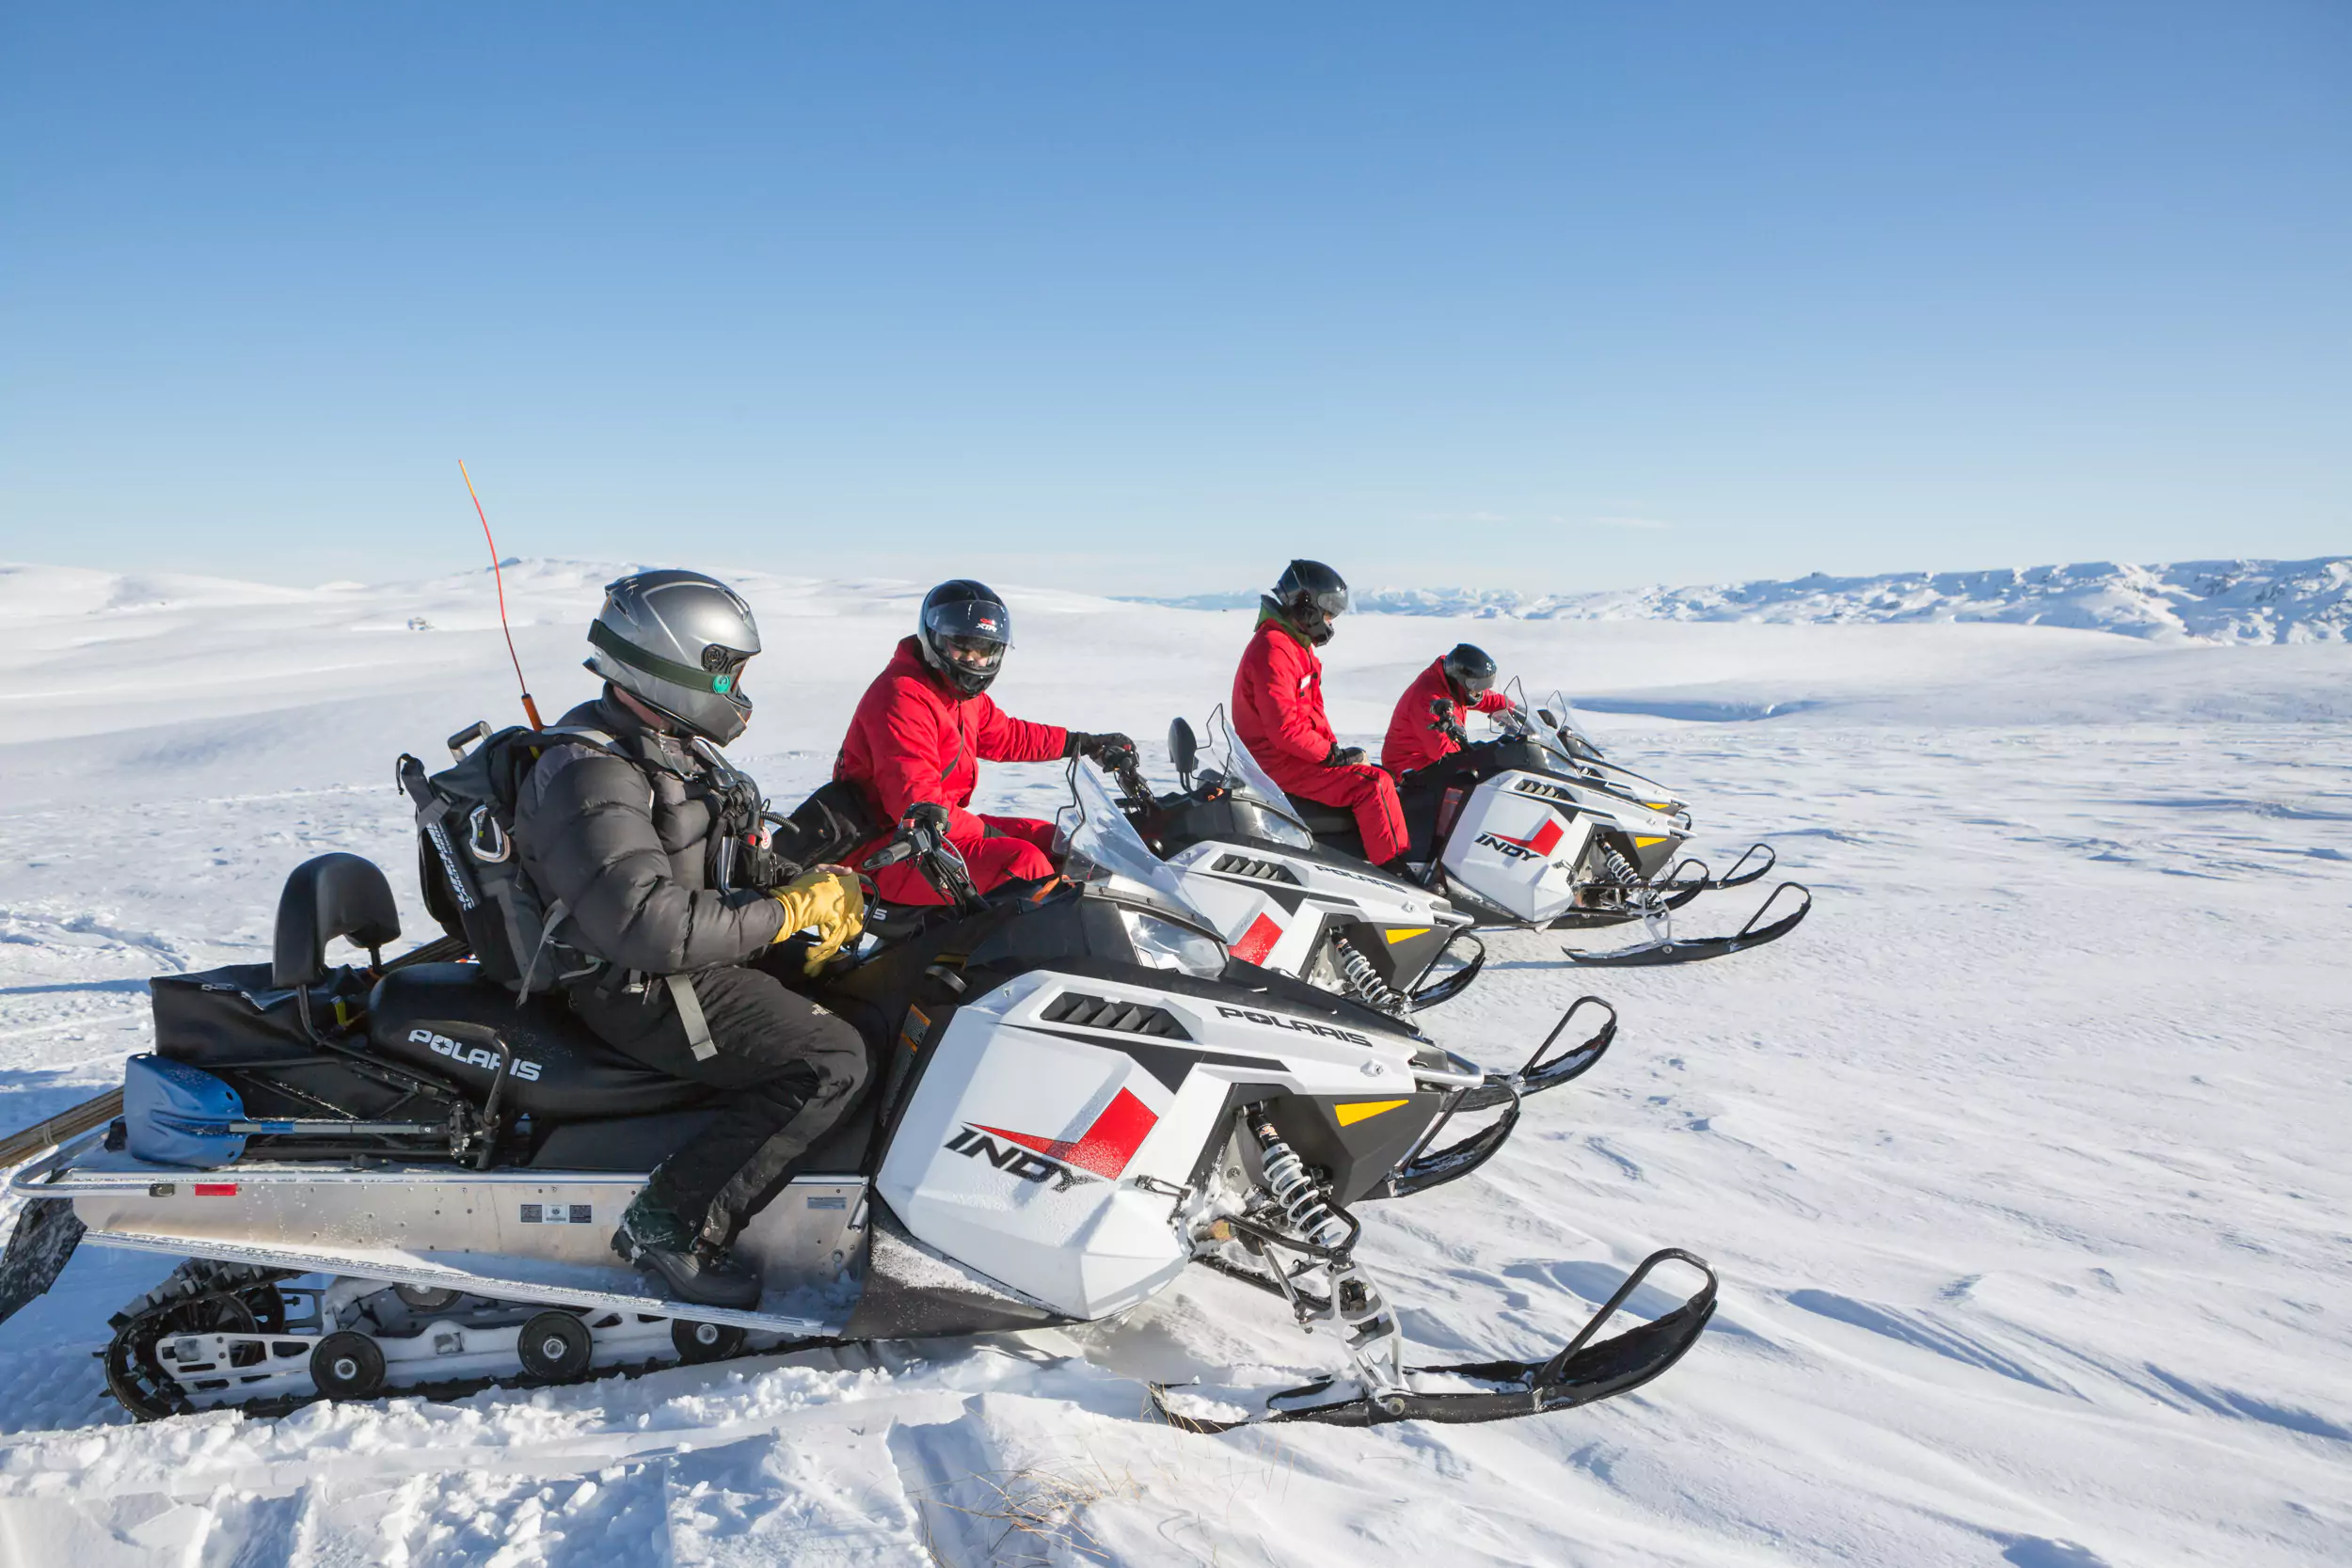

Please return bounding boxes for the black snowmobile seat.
[1287,799,1361,837]
[367,964,719,1123]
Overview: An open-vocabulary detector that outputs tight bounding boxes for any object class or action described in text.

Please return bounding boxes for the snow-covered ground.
[1146,555,2352,643]
[0,561,2346,1566]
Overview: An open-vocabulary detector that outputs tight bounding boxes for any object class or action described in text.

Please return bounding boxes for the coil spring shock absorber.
[1330,936,1408,1017]
[1248,1112,1406,1399]
[1253,1115,1355,1256]
[1581,838,1646,914]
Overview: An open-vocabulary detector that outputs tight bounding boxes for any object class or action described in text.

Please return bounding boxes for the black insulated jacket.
[513,693,785,976]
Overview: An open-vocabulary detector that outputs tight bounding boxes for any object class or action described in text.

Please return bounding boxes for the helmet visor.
[1295,585,1349,619]
[923,598,1010,648]
[933,634,1003,675]
[1453,665,1496,697]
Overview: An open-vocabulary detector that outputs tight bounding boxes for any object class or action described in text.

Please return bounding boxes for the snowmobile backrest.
[272,853,402,989]
[1167,717,1198,787]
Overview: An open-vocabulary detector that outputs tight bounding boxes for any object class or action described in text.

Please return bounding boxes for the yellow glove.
[771,869,866,974]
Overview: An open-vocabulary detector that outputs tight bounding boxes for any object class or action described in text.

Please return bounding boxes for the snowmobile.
[0,764,1713,1430]
[1102,709,1493,1020]
[1308,687,1810,968]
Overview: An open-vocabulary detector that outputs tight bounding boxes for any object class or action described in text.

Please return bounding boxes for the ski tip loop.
[1406,931,1486,1012]
[1711,841,1776,890]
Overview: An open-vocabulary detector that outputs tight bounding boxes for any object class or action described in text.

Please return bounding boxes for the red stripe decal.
[1232,911,1282,965]
[193,1182,238,1196]
[1065,1087,1160,1180]
[976,1087,1161,1181]
[1492,816,1566,856]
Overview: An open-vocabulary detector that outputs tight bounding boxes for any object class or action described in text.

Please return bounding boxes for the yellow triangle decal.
[1335,1099,1410,1126]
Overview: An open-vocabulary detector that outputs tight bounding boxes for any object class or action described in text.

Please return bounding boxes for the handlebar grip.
[862,838,917,870]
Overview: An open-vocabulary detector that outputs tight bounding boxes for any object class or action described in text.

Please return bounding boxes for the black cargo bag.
[150,962,405,1120]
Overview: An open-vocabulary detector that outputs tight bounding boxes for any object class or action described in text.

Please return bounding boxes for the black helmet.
[1272,559,1349,647]
[1441,642,1498,701]
[917,578,1012,696]
[585,569,761,744]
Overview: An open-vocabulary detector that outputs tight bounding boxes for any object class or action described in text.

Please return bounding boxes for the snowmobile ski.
[1152,1246,1716,1431]
[1563,882,1812,968]
[1406,931,1485,1011]
[1450,995,1615,1113]
[1359,998,1615,1199]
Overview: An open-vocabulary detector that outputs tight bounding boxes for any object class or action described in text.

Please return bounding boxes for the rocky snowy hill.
[1144,556,2352,643]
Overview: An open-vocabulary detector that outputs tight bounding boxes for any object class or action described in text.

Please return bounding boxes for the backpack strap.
[666,973,719,1062]
[513,897,567,1002]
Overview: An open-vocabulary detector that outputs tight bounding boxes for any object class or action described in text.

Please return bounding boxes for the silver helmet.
[584,569,761,744]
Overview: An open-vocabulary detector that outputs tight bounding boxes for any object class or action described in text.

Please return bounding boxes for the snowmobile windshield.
[1538,688,1608,764]
[1056,764,1225,936]
[1202,712,1314,848]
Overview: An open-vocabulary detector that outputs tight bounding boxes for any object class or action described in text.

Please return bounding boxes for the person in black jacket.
[514,569,868,1308]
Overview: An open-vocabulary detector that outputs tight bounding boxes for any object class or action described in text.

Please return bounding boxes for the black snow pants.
[565,953,869,1246]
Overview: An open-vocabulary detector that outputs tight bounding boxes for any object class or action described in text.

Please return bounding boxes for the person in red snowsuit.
[1231,560,1410,868]
[836,579,1135,906]
[1381,643,1512,775]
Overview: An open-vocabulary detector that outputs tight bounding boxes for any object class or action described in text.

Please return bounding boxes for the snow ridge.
[1139,556,2352,643]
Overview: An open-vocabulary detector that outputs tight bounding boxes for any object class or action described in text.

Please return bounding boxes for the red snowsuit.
[1382,657,1514,775]
[836,636,1069,905]
[1232,607,1407,863]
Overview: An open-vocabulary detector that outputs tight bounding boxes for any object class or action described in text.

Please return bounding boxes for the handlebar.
[859,802,981,909]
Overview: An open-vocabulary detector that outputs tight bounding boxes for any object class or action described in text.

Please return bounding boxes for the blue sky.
[2,3,2344,594]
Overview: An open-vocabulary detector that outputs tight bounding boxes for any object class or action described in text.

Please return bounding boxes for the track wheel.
[394,1284,462,1312]
[671,1319,747,1364]
[310,1331,387,1400]
[518,1311,594,1383]
[104,1288,262,1420]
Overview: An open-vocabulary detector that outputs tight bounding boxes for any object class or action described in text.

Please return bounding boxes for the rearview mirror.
[1167,717,1199,786]
[1537,707,1559,728]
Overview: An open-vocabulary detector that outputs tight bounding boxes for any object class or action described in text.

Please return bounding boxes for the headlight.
[1120,909,1227,979]
[1260,814,1314,850]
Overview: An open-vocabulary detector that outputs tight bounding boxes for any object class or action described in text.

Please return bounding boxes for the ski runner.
[1231,559,1410,871]
[513,570,869,1308]
[1381,642,1513,775]
[834,578,1136,906]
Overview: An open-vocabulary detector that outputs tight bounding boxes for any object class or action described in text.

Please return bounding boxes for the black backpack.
[398,722,621,994]
[399,722,887,991]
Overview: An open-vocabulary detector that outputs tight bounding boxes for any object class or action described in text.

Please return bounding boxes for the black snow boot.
[612,1188,762,1310]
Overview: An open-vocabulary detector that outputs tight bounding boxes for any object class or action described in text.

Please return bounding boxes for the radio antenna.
[458,460,545,730]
